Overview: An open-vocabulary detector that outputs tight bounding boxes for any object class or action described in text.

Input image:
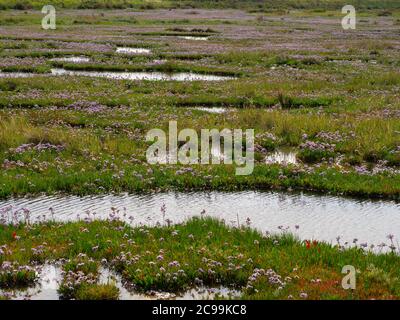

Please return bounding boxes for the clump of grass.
[298,141,336,163]
[363,264,399,296]
[44,42,58,49]
[63,256,99,275]
[75,283,120,300]
[363,150,388,163]
[257,132,279,151]
[385,151,400,167]
[298,149,335,163]
[0,65,50,74]
[58,255,101,299]
[0,262,37,289]
[272,55,320,68]
[277,93,332,109]
[0,80,18,92]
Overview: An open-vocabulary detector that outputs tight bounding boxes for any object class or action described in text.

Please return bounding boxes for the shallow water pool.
[116,47,152,54]
[1,191,399,248]
[50,68,234,81]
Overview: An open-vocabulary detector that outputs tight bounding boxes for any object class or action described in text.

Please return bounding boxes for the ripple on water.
[1,191,399,247]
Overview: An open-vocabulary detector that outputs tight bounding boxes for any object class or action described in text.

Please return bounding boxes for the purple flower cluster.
[2,159,25,169]
[246,268,286,290]
[0,261,37,280]
[315,131,349,143]
[31,245,46,257]
[112,251,141,269]
[61,270,98,291]
[67,101,108,114]
[299,140,335,152]
[354,161,400,176]
[175,167,195,175]
[256,132,277,141]
[11,143,64,154]
[0,57,46,68]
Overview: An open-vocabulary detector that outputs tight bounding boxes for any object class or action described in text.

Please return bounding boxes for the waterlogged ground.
[0,6,400,300]
[0,8,399,200]
[0,262,240,300]
[1,217,400,300]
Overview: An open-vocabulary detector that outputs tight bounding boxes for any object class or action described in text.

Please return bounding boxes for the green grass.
[57,256,120,299]
[0,8,399,201]
[74,284,120,300]
[0,65,51,73]
[1,217,400,299]
[0,6,399,302]
[0,262,37,288]
[0,0,399,10]
[0,103,398,199]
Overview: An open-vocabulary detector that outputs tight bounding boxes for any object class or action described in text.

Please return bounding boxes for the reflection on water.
[0,72,37,78]
[1,191,399,246]
[150,143,234,163]
[0,264,240,300]
[116,47,152,54]
[151,59,167,65]
[50,56,90,63]
[51,68,234,81]
[178,36,209,41]
[0,69,234,82]
[99,268,240,300]
[266,148,298,165]
[0,264,61,300]
[192,107,227,114]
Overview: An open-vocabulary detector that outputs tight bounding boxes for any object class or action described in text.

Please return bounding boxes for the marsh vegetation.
[0,2,399,300]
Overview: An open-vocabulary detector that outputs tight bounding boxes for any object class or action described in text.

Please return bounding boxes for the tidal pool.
[116,47,152,54]
[178,36,209,41]
[0,264,240,300]
[192,107,227,114]
[0,72,37,78]
[49,56,91,63]
[1,191,399,247]
[99,268,240,300]
[0,69,234,81]
[265,148,298,165]
[0,264,61,300]
[50,68,234,81]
